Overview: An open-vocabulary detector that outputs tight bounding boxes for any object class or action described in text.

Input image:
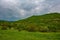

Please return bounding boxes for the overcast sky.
[0,0,60,21]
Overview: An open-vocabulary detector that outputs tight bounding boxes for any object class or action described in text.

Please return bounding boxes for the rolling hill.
[0,13,60,32]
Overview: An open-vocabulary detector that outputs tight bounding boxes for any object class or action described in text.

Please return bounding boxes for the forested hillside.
[0,13,60,32]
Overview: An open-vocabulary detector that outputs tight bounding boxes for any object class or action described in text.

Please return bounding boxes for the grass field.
[0,30,60,40]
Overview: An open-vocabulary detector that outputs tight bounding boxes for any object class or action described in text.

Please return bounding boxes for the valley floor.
[0,30,60,40]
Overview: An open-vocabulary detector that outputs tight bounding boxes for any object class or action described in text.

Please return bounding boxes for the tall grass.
[0,30,60,40]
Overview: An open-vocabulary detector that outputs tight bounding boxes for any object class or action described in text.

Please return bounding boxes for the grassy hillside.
[0,13,60,32]
[14,13,60,32]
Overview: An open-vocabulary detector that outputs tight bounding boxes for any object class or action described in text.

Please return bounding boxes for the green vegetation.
[0,13,60,40]
[0,13,60,32]
[0,30,60,40]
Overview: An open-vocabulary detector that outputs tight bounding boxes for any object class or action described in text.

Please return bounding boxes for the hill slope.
[14,13,60,32]
[0,13,60,32]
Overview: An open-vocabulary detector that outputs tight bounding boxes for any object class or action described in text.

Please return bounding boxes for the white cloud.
[49,5,60,12]
[19,9,26,16]
[32,0,45,5]
[34,0,40,4]
[1,0,19,8]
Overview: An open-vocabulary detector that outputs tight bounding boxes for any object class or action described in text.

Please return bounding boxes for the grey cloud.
[0,0,60,21]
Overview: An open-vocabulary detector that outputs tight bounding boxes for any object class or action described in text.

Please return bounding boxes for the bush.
[1,26,7,30]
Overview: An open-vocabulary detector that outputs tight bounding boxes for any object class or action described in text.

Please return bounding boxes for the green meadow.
[0,30,60,40]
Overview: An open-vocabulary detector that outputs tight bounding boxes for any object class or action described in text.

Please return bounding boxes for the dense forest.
[0,13,60,32]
